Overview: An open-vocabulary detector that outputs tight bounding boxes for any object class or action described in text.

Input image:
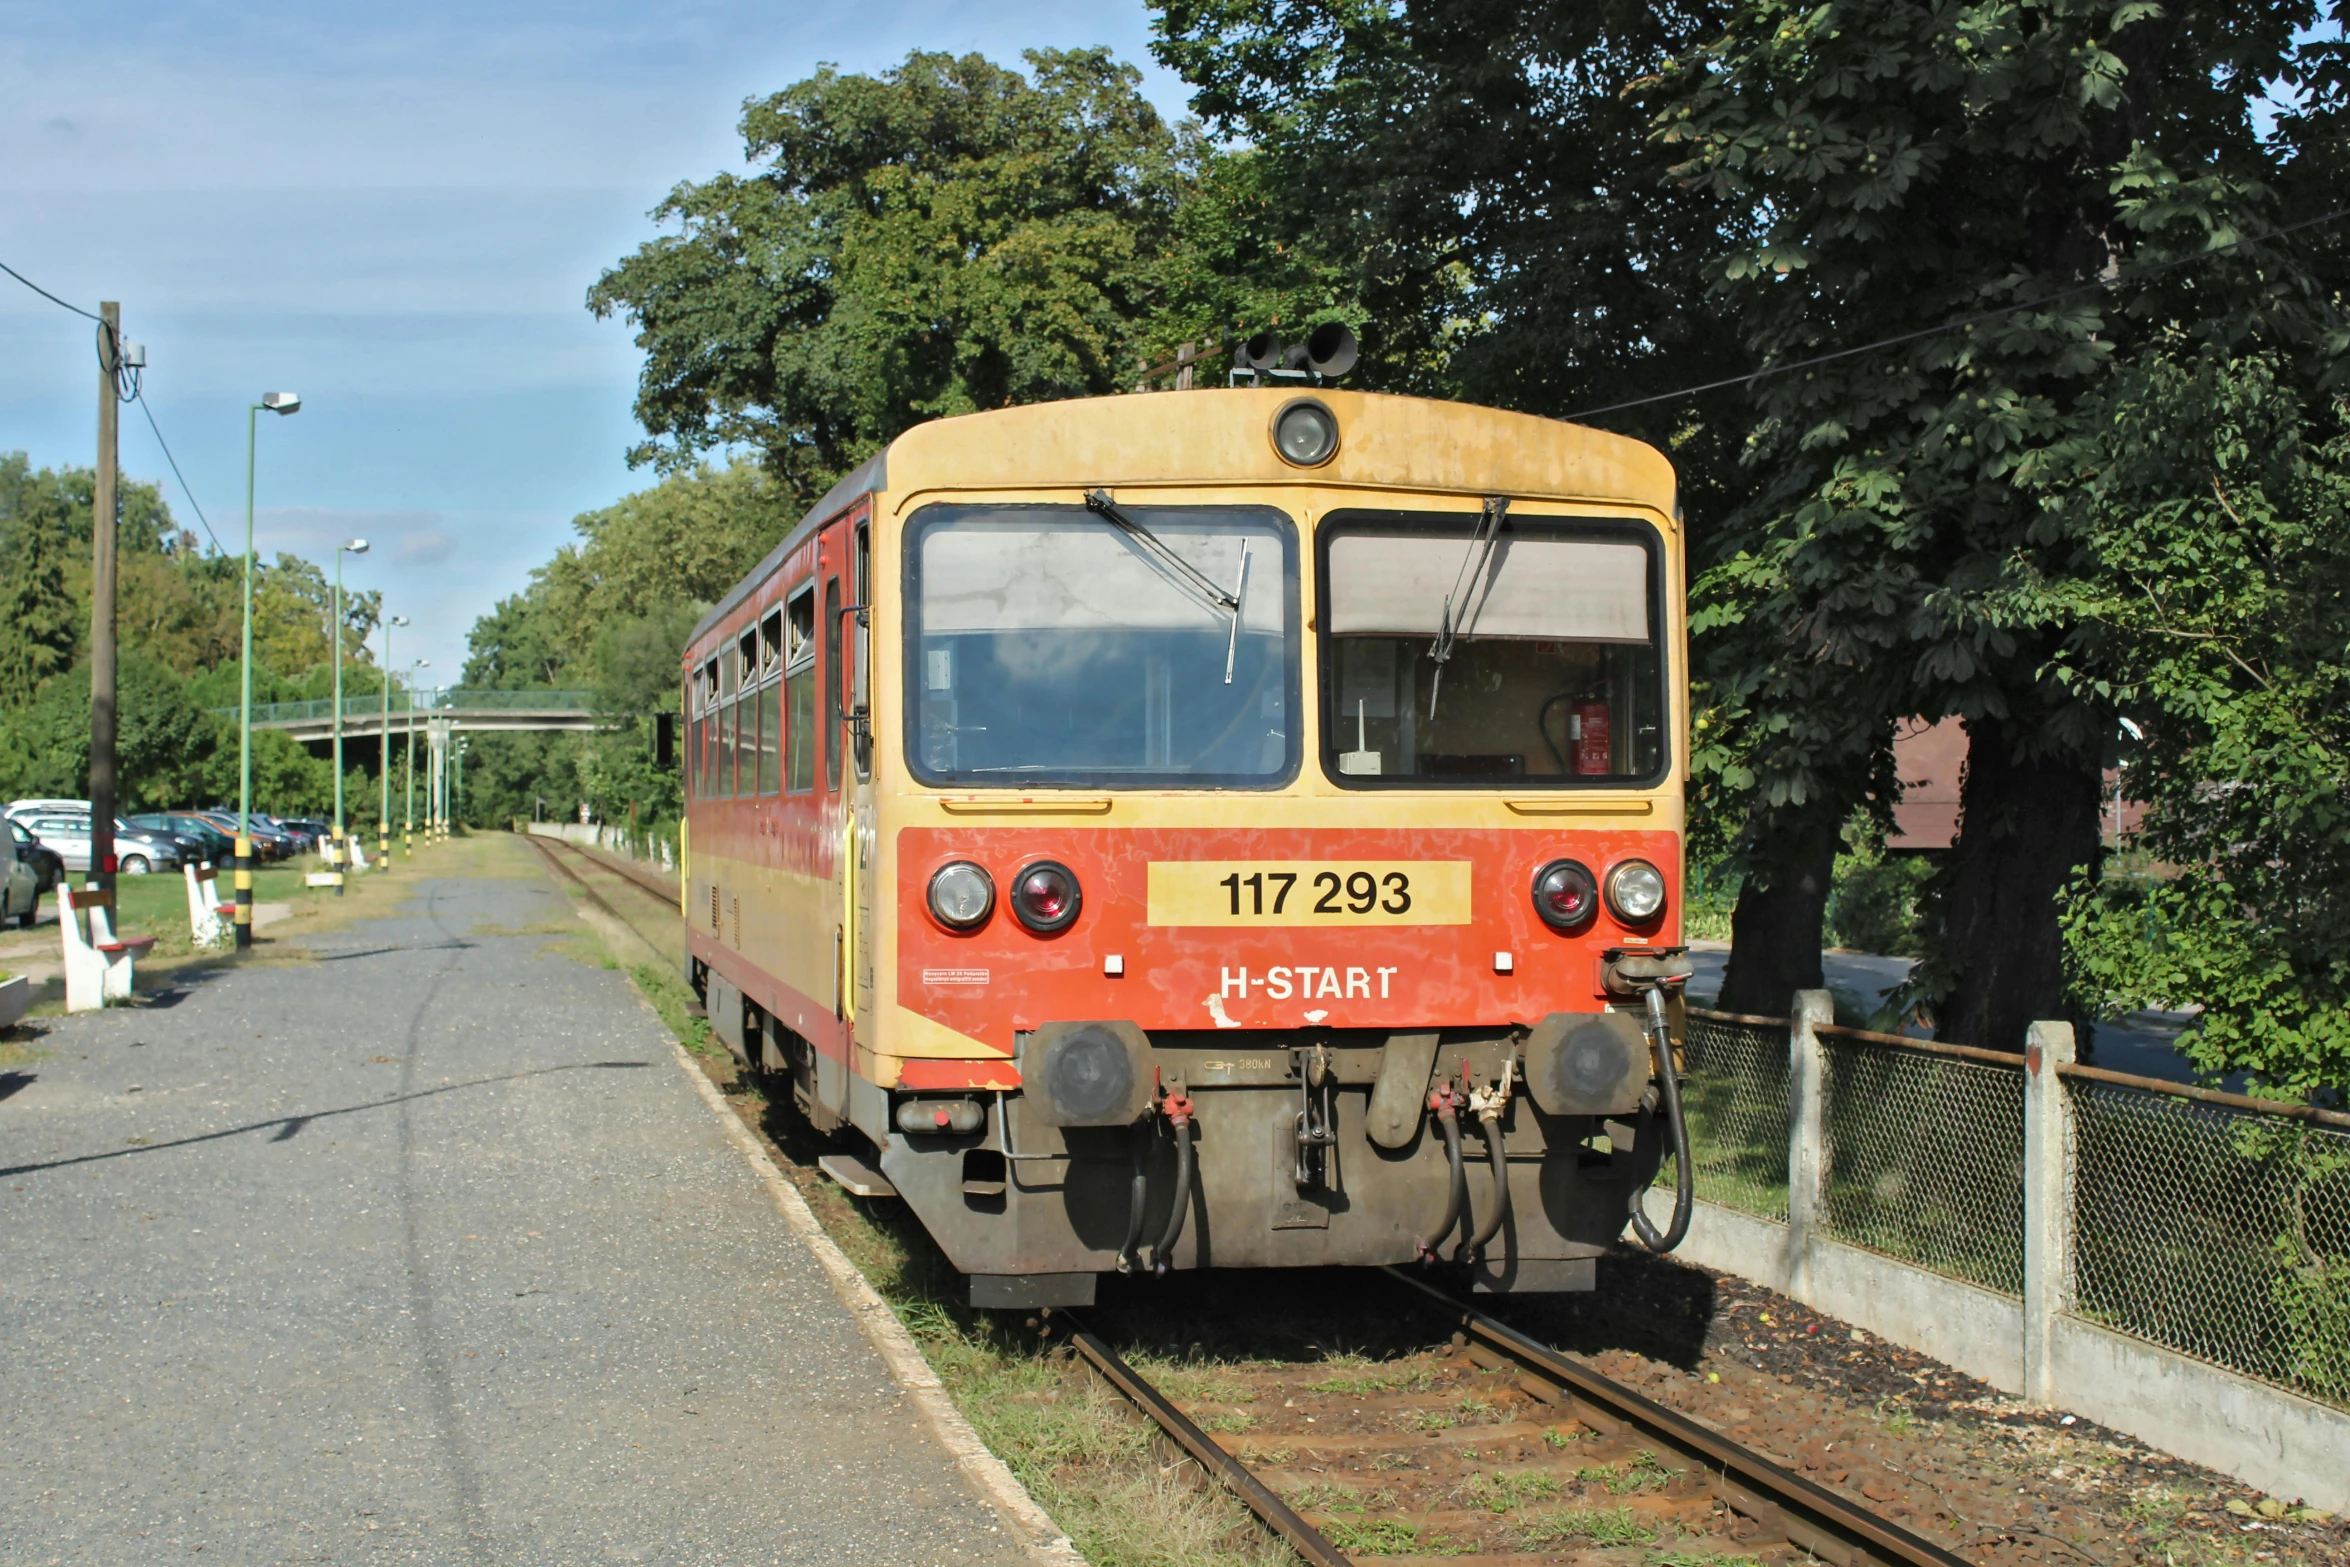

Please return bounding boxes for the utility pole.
[88,303,121,896]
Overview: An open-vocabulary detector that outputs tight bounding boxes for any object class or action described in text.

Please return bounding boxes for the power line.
[133,391,227,557]
[0,257,102,321]
[1563,204,2350,424]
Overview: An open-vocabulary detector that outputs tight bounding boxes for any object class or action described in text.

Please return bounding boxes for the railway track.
[527,831,1973,1565]
[524,833,681,925]
[1064,1269,1973,1567]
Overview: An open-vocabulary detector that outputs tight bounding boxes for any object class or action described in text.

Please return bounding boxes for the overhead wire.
[0,256,103,321]
[1562,203,2350,424]
[133,392,227,556]
[4,251,225,556]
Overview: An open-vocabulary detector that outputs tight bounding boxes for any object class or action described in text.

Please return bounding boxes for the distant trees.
[0,452,373,814]
[589,47,1349,501]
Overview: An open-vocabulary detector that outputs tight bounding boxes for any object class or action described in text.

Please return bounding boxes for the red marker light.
[1011,860,1081,933]
[1531,859,1599,932]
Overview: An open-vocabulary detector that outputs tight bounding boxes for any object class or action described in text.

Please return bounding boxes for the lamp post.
[379,615,408,868]
[453,736,468,836]
[234,391,300,950]
[331,538,370,892]
[405,660,428,856]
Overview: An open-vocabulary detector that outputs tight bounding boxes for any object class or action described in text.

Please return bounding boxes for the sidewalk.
[0,851,1033,1565]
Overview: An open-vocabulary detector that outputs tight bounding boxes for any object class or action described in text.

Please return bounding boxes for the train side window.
[736,628,760,796]
[784,582,817,793]
[694,658,715,800]
[852,522,871,782]
[718,642,739,798]
[758,610,784,795]
[824,574,843,793]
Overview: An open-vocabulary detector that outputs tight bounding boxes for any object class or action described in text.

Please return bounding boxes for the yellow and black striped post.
[378,819,388,870]
[233,833,253,950]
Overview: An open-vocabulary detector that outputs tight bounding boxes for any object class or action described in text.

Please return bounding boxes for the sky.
[0,0,1191,686]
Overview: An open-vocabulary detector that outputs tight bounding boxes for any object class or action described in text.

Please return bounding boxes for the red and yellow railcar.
[680,386,1693,1307]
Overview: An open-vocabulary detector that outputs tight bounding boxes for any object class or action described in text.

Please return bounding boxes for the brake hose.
[1150,1089,1196,1275]
[1115,1120,1150,1274]
[1417,1083,1468,1263]
[1628,986,1694,1253]
[1464,1056,1516,1262]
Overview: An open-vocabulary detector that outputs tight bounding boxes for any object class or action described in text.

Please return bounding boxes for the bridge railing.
[217,690,603,726]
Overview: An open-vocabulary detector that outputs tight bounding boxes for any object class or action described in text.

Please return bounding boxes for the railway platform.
[0,850,1038,1566]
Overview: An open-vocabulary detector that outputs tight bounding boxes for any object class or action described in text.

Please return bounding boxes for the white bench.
[59,883,158,1012]
[184,862,235,948]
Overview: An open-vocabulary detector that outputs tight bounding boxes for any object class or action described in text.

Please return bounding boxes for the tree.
[0,456,77,708]
[590,49,1195,498]
[2056,349,2350,1095]
[1644,0,2348,1046]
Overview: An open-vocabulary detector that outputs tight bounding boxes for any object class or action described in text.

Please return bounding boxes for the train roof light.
[1272,398,1339,467]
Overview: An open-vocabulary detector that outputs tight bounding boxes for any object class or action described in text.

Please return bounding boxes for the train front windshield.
[906,503,1299,788]
[1317,510,1667,785]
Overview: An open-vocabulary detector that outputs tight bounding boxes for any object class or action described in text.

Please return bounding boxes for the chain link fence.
[1681,1010,1792,1223]
[2067,1077,2350,1409]
[1818,1028,2026,1297]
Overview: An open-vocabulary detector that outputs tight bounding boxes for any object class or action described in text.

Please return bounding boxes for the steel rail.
[1059,1316,1356,1567]
[554,836,684,909]
[524,834,625,923]
[1381,1267,1971,1567]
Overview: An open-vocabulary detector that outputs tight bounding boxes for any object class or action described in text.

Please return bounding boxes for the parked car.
[193,810,296,860]
[128,813,237,867]
[263,817,314,853]
[7,811,185,876]
[0,824,39,928]
[8,818,64,894]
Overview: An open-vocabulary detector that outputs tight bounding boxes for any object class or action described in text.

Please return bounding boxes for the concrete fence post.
[2023,1020,2076,1405]
[1786,989,1834,1301]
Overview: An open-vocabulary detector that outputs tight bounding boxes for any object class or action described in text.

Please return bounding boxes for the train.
[678,371,1695,1308]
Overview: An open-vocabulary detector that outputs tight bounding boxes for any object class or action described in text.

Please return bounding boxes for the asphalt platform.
[0,859,1030,1566]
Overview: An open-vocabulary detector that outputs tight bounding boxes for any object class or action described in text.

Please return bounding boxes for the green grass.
[1520,1506,1658,1547]
[1459,1470,1563,1512]
[1308,1364,1442,1396]
[1320,1517,1423,1555]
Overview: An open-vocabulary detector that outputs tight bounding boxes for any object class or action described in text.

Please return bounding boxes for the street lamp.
[406,659,428,855]
[234,390,300,950]
[379,615,408,868]
[331,537,369,893]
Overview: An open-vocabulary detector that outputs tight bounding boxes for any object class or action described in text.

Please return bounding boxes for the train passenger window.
[695,658,717,800]
[784,583,816,793]
[758,611,784,795]
[717,643,738,798]
[852,522,872,782]
[736,629,760,796]
[904,503,1299,788]
[1317,511,1666,787]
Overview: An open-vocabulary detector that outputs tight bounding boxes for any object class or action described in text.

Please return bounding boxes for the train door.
[817,514,873,1087]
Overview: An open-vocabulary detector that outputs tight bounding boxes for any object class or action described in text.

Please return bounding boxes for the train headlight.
[1011,860,1082,934]
[1606,859,1668,923]
[1532,859,1599,932]
[1271,398,1339,467]
[928,861,995,930]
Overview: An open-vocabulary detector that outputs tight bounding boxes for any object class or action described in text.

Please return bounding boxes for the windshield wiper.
[1084,488,1251,683]
[1427,495,1510,719]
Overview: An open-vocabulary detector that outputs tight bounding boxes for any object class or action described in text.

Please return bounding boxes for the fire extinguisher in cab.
[1570,698,1610,775]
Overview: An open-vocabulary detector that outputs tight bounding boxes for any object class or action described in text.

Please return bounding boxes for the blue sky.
[0,1,1188,684]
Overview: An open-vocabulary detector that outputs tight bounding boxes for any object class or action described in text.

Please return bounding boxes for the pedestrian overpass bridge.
[227,689,608,744]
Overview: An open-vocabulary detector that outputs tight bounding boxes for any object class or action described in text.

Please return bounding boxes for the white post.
[1786,988,1834,1301]
[2023,1019,2077,1405]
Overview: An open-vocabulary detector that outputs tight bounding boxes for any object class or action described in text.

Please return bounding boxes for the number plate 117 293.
[1145,861,1471,926]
